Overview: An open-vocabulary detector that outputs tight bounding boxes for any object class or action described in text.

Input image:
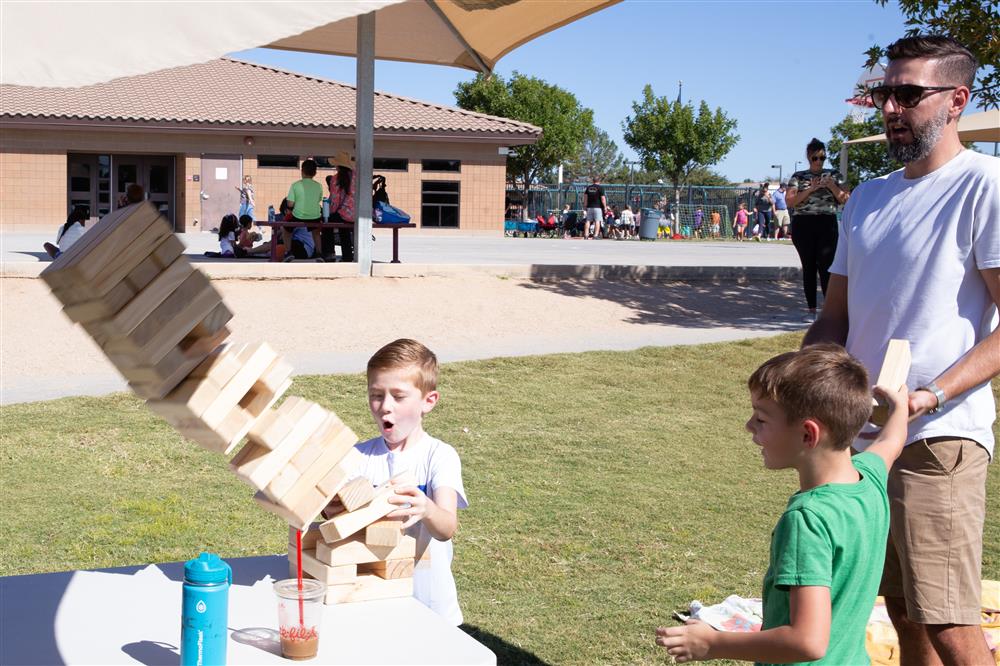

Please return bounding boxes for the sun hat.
[331,150,355,169]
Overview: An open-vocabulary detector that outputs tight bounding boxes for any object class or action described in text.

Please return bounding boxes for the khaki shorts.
[773,209,790,227]
[881,437,989,625]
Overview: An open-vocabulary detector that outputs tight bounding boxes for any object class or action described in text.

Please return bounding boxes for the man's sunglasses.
[869,84,956,110]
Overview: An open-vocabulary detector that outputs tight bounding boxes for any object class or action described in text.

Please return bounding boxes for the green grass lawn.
[2,333,998,665]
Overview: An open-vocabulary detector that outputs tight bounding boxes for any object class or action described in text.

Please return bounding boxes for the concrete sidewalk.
[2,230,801,280]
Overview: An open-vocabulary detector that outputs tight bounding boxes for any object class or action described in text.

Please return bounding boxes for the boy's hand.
[386,482,430,529]
[655,620,715,662]
[860,383,911,439]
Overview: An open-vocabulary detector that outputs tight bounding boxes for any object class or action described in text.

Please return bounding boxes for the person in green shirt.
[657,344,909,665]
[282,158,323,260]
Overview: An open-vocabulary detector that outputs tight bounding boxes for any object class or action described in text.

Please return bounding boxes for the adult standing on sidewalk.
[753,183,773,239]
[803,34,999,666]
[582,176,606,239]
[785,139,850,319]
[771,182,790,239]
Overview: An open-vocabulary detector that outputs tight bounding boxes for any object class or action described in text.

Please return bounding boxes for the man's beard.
[886,105,949,164]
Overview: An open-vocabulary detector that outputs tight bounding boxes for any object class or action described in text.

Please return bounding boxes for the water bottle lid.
[184,552,232,584]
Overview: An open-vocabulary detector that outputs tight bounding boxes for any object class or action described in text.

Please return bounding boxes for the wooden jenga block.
[313,450,362,499]
[289,546,358,584]
[324,575,413,604]
[150,233,185,269]
[322,499,345,520]
[126,255,162,294]
[264,463,302,503]
[365,518,404,548]
[176,406,254,454]
[318,471,416,543]
[336,476,376,512]
[200,343,282,429]
[231,398,328,490]
[240,357,294,416]
[360,558,414,580]
[290,524,324,550]
[279,422,361,509]
[871,339,911,426]
[61,280,136,324]
[146,344,242,423]
[102,257,194,338]
[253,487,331,531]
[126,325,230,401]
[316,534,417,567]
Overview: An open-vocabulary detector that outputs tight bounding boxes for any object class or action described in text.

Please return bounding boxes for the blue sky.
[232,0,951,183]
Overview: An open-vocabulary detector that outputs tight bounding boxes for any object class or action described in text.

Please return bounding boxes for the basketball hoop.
[846,62,886,108]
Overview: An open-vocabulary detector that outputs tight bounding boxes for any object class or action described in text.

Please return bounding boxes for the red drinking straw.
[296,529,304,626]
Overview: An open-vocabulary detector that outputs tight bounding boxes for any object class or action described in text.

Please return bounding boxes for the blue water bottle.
[180,552,232,666]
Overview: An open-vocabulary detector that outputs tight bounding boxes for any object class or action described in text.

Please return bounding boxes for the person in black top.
[582,177,607,239]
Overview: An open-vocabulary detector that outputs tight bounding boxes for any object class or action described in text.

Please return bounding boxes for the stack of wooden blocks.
[40,204,417,604]
[292,469,426,604]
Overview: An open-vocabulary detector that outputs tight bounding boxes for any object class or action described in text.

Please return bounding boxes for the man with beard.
[803,35,999,665]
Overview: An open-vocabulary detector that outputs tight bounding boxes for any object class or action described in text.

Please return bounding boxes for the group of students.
[543,203,637,239]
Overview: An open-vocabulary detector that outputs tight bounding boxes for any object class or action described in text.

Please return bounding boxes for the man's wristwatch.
[918,382,946,414]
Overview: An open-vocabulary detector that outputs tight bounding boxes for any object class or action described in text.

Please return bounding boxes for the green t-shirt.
[758,452,889,666]
[287,178,323,220]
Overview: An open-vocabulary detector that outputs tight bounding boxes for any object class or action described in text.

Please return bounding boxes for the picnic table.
[0,555,495,665]
[260,221,416,264]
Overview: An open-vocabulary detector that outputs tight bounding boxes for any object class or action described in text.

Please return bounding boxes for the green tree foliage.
[685,166,731,186]
[563,125,626,183]
[622,85,739,200]
[868,0,999,108]
[828,113,903,189]
[454,72,593,211]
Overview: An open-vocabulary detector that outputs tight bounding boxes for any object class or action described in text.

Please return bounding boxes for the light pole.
[794,160,802,173]
[770,164,782,183]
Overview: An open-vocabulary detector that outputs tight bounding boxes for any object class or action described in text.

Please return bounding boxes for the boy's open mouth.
[382,419,394,432]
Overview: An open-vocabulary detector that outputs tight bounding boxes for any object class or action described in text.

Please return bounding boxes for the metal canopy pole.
[356,11,375,276]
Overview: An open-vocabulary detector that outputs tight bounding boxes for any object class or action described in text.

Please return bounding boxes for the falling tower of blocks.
[39,204,408,594]
[288,470,428,604]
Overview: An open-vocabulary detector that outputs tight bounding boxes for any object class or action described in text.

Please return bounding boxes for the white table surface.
[0,555,495,665]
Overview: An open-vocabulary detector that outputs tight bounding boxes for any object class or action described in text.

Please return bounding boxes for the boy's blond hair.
[367,338,438,394]
[748,344,871,450]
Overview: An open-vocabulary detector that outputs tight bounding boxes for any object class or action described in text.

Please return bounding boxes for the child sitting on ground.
[204,214,239,258]
[656,344,908,664]
[340,339,467,625]
[44,206,89,258]
[237,215,269,257]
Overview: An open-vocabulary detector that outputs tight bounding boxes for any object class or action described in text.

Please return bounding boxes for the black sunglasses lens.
[811,155,825,162]
[872,85,926,109]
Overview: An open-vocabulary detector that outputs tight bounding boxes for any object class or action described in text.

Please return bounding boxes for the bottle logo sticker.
[196,600,207,614]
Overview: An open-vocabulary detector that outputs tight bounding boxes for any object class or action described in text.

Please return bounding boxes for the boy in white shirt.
[350,338,467,625]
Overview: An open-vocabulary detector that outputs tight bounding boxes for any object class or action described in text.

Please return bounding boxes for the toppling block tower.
[41,203,422,604]
[288,471,426,605]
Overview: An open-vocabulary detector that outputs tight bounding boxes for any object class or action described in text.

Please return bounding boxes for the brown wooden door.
[200,154,242,229]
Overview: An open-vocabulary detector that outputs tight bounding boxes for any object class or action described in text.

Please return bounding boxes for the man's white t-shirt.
[352,433,468,625]
[830,149,1000,456]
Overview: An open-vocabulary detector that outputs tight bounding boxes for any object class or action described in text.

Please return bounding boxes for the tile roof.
[0,57,541,140]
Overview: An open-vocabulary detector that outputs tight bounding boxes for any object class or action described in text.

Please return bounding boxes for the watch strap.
[920,382,946,413]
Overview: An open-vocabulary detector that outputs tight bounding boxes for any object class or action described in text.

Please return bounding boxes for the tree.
[454,72,593,216]
[868,0,999,108]
[685,166,731,186]
[563,125,626,183]
[828,113,902,189]
[622,85,739,202]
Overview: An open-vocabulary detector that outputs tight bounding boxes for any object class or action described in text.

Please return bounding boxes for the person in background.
[582,176,606,239]
[43,205,89,259]
[709,210,722,239]
[754,183,773,240]
[283,159,323,262]
[215,213,239,257]
[785,138,850,320]
[323,151,356,262]
[620,205,636,239]
[733,202,749,241]
[772,182,790,239]
[236,175,255,220]
[237,215,269,257]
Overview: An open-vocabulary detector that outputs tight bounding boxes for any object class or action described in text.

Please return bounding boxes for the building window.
[421,181,460,228]
[258,155,300,168]
[311,156,335,169]
[374,158,408,171]
[421,159,461,172]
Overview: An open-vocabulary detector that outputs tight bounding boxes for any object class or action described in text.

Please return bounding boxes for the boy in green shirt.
[282,158,323,260]
[657,344,909,665]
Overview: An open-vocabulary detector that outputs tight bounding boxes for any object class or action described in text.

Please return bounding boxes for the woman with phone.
[785,138,850,321]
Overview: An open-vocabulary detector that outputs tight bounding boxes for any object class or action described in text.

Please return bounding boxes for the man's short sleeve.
[973,170,1000,270]
[428,443,468,509]
[771,508,833,589]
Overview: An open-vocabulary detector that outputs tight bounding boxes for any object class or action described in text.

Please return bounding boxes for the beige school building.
[0,58,540,234]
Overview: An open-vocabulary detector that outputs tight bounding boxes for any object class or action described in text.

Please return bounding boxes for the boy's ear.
[801,418,822,449]
[421,390,440,414]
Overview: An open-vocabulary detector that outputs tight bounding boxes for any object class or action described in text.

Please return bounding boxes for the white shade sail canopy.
[1,0,618,88]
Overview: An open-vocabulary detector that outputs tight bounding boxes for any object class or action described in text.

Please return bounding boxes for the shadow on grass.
[460,624,550,665]
[520,277,809,331]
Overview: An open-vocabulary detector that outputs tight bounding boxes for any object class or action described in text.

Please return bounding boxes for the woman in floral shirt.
[322,151,356,262]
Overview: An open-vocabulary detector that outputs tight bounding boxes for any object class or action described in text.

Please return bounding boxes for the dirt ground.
[1,275,807,404]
